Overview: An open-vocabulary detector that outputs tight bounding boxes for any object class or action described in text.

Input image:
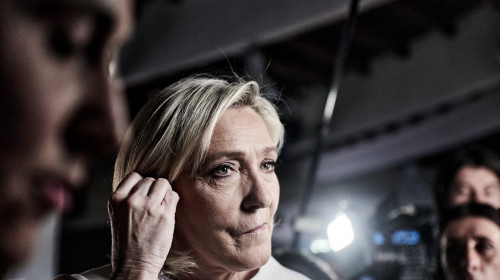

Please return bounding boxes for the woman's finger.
[129,177,156,197]
[113,172,144,199]
[147,178,170,205]
[162,189,180,214]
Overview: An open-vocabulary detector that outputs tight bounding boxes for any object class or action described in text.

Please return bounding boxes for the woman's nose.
[241,173,273,212]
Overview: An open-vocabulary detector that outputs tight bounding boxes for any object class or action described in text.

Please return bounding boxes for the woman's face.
[441,217,500,280]
[175,106,280,273]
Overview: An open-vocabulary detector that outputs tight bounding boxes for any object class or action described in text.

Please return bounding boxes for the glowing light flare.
[310,238,332,254]
[327,213,354,252]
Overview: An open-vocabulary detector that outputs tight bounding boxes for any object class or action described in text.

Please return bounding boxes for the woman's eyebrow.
[205,146,278,162]
[261,146,279,156]
[204,151,245,163]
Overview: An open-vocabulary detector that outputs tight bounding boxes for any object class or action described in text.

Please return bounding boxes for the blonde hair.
[113,76,284,276]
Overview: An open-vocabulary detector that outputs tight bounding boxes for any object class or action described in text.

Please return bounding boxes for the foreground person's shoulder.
[53,264,111,280]
[253,256,311,279]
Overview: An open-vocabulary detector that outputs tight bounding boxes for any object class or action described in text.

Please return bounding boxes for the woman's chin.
[227,246,272,271]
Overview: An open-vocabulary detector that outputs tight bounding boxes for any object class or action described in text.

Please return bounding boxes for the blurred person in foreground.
[435,146,500,218]
[0,0,134,277]
[55,76,311,279]
[440,203,500,280]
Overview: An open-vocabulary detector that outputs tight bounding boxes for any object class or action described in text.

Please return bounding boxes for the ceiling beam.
[120,0,396,86]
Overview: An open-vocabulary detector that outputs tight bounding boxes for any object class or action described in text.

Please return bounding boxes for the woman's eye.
[261,161,276,172]
[210,165,233,177]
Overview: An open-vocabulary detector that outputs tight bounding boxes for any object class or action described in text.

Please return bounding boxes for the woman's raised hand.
[108,172,179,280]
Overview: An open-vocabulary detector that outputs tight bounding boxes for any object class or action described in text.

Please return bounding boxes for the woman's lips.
[39,180,73,214]
[244,223,268,234]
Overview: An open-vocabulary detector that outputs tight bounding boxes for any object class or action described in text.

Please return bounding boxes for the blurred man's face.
[0,0,133,269]
[449,166,500,209]
[441,217,500,280]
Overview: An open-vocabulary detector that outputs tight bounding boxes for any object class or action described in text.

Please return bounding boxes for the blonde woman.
[56,76,310,280]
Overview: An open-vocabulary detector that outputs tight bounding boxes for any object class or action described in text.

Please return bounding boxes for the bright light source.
[310,238,332,254]
[327,213,354,252]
